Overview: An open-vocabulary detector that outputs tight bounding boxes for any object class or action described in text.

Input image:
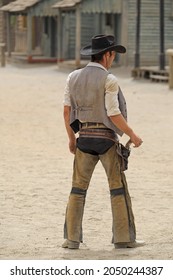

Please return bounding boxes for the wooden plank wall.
[67,12,95,59]
[0,1,4,43]
[127,0,173,66]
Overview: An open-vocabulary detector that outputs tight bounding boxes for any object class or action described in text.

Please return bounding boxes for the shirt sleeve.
[63,73,71,106]
[105,73,121,116]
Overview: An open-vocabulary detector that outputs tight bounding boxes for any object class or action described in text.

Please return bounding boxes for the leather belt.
[79,128,117,142]
[81,122,107,129]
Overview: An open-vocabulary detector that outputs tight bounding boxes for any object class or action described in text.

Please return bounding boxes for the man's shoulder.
[70,68,82,74]
[107,72,118,83]
[66,69,82,83]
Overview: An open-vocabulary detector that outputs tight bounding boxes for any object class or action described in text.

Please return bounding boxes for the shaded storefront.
[1,0,59,62]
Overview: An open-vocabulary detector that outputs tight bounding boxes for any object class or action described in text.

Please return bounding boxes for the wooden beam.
[166,49,173,89]
[121,0,128,66]
[27,13,32,59]
[0,42,6,66]
[159,0,165,70]
[75,4,81,68]
[6,12,11,57]
[134,0,141,68]
[57,9,62,65]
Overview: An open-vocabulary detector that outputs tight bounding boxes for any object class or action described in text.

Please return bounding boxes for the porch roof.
[0,0,60,16]
[53,0,81,8]
[0,0,40,12]
[52,0,122,13]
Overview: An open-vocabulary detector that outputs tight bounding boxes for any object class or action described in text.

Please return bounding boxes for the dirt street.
[0,64,173,260]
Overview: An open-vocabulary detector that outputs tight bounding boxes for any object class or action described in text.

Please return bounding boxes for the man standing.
[62,35,144,249]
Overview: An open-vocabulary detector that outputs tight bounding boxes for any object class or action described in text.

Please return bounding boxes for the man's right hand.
[129,132,143,148]
[109,114,143,148]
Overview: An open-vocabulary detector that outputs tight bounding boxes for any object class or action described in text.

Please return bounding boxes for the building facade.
[127,0,173,66]
[1,0,173,67]
[0,0,14,44]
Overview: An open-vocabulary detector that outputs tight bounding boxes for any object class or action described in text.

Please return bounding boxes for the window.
[105,13,113,27]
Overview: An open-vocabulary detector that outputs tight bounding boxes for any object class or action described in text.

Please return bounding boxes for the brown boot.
[62,239,80,249]
[114,240,145,249]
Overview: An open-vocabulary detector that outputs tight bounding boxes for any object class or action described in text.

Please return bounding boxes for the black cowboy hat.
[80,34,126,56]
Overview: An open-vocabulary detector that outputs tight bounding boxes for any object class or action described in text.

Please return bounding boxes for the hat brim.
[80,44,126,56]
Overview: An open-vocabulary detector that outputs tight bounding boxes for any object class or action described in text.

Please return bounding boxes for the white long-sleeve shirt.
[63,62,121,117]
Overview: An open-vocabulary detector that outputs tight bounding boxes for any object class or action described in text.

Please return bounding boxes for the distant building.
[0,0,14,45]
[1,0,173,67]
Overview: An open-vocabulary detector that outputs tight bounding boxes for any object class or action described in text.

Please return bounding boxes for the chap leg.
[110,176,136,243]
[99,144,136,243]
[64,187,86,242]
[64,148,99,242]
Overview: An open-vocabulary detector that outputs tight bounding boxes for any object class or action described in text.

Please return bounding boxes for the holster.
[116,142,131,171]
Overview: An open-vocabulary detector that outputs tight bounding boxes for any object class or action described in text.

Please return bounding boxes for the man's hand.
[129,132,143,148]
[109,114,143,148]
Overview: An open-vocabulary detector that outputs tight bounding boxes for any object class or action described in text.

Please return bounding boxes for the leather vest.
[69,65,127,136]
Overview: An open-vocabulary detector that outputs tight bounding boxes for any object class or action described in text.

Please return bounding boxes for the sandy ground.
[0,62,173,260]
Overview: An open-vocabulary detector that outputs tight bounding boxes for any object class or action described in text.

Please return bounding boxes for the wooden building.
[0,0,14,45]
[0,0,124,65]
[1,0,173,67]
[52,0,124,67]
[0,0,59,63]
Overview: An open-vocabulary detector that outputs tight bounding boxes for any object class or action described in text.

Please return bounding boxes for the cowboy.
[62,34,144,249]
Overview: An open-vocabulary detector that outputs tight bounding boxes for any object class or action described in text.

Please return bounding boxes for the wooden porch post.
[27,13,32,60]
[159,0,165,70]
[48,16,52,57]
[75,4,81,68]
[134,0,141,68]
[166,49,173,89]
[0,43,6,66]
[121,0,128,66]
[57,9,62,65]
[6,12,11,57]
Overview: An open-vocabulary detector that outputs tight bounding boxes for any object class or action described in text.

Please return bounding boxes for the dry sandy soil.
[0,63,173,260]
